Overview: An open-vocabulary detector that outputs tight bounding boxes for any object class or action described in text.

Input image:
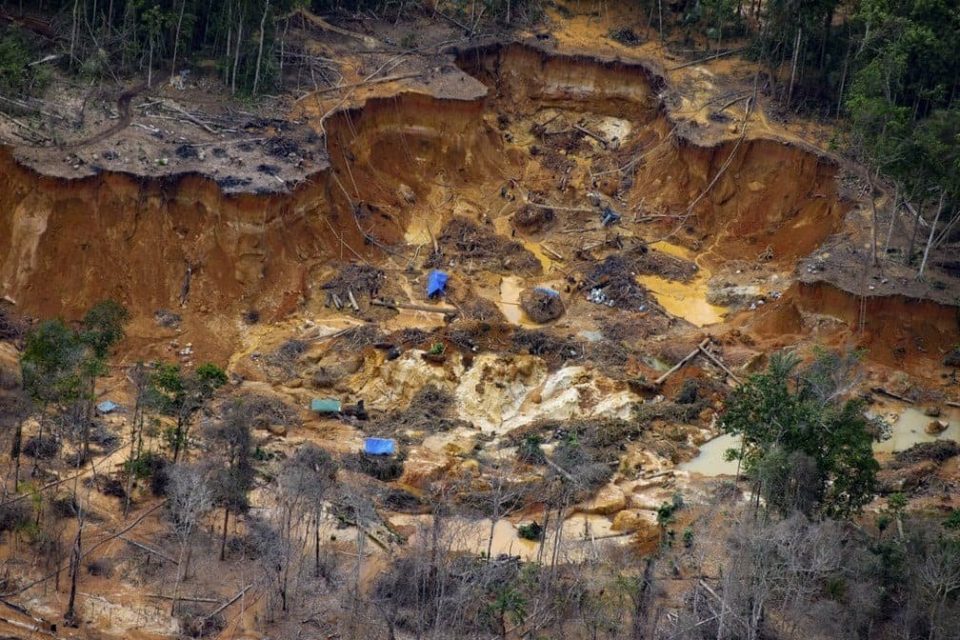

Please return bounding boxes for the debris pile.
[322,263,385,311]
[429,217,542,275]
[584,256,653,311]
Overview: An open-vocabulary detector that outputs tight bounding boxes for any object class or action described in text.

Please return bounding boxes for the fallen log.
[669,47,746,71]
[294,72,422,102]
[871,387,915,404]
[120,536,179,564]
[698,345,742,385]
[371,300,457,316]
[540,243,564,260]
[654,339,710,385]
[147,594,220,604]
[573,124,609,147]
[204,584,253,620]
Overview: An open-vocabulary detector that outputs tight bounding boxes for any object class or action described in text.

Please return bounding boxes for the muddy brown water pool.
[874,406,960,454]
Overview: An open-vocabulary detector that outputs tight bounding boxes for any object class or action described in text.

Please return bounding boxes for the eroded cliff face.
[0,149,338,319]
[0,41,948,372]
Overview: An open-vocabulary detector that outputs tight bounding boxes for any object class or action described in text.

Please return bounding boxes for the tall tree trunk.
[906,201,924,264]
[220,507,230,561]
[69,0,80,65]
[868,176,881,267]
[252,0,270,96]
[882,187,900,267]
[232,11,244,95]
[787,27,802,105]
[314,512,321,577]
[657,0,664,43]
[169,0,187,85]
[147,35,153,88]
[64,511,83,625]
[11,417,22,492]
[917,191,945,279]
[836,39,852,119]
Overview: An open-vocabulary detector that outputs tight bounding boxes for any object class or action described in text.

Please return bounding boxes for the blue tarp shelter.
[534,287,560,297]
[426,270,449,298]
[96,400,118,414]
[363,437,396,456]
[311,398,342,414]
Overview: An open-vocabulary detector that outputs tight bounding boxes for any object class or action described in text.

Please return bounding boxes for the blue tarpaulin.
[363,437,396,456]
[534,287,560,297]
[96,400,118,414]
[426,270,449,297]
[311,398,342,413]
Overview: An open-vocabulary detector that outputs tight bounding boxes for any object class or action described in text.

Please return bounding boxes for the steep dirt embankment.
[637,137,849,263]
[323,92,509,224]
[0,148,355,327]
[0,40,932,368]
[455,42,849,265]
[752,281,960,372]
[455,42,663,119]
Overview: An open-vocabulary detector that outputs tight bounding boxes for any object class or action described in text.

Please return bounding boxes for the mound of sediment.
[520,287,565,323]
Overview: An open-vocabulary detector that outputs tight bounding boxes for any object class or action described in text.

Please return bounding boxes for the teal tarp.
[311,398,342,413]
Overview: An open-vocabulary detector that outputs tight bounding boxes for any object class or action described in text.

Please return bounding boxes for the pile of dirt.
[583,256,660,311]
[0,304,25,341]
[520,287,565,323]
[263,339,307,379]
[443,322,514,356]
[428,217,542,275]
[512,203,555,233]
[945,348,960,367]
[876,442,957,495]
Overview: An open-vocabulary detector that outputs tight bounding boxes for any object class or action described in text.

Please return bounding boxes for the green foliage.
[656,498,680,529]
[517,521,543,541]
[195,362,228,389]
[721,349,878,518]
[944,509,960,531]
[0,27,48,96]
[846,0,960,217]
[517,434,545,464]
[124,451,165,479]
[487,584,527,636]
[81,300,130,359]
[20,319,85,405]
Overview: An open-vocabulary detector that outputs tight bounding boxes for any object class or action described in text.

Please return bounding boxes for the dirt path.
[62,83,148,150]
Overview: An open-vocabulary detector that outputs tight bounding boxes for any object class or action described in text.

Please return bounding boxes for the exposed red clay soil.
[0,41,951,376]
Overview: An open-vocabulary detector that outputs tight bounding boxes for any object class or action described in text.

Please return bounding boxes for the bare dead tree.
[167,463,213,615]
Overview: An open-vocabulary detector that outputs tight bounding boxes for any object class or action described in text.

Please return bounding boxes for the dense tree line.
[1,0,301,93]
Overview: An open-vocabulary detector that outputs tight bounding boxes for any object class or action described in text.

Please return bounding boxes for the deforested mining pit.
[0,2,959,639]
